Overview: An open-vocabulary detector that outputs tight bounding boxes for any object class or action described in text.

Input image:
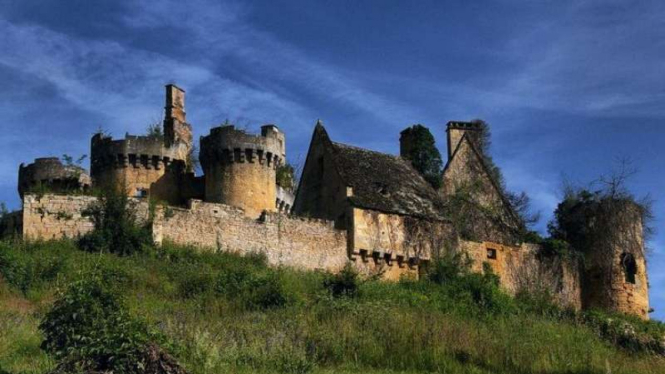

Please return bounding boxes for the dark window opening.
[486,248,497,260]
[621,253,637,284]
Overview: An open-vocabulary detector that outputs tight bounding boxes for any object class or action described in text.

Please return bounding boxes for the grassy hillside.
[0,239,664,374]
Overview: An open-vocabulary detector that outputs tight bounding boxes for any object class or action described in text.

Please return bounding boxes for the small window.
[135,188,148,198]
[621,253,637,284]
[486,248,497,260]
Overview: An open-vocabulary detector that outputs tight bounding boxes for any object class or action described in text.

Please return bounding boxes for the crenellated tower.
[90,85,193,203]
[199,124,285,218]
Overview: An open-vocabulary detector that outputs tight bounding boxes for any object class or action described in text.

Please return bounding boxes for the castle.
[8,85,650,319]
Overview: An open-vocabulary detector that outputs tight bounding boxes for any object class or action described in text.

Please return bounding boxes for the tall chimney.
[446,121,482,161]
[165,84,186,123]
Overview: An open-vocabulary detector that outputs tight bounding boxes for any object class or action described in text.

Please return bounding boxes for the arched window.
[621,253,637,284]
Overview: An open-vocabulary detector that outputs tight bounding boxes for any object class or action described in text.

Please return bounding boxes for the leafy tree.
[401,124,443,189]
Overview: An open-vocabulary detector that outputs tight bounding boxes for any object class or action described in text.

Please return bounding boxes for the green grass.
[0,239,664,374]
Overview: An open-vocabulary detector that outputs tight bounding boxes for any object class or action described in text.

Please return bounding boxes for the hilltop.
[1,239,664,374]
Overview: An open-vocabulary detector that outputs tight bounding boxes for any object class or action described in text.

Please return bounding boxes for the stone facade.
[18,157,91,198]
[153,200,348,272]
[12,84,651,320]
[200,125,284,218]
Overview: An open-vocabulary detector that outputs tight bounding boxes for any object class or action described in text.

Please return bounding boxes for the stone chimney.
[165,84,186,123]
[163,84,192,153]
[446,121,482,161]
[399,127,418,159]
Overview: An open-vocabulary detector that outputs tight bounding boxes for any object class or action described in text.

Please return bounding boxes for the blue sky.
[0,0,663,319]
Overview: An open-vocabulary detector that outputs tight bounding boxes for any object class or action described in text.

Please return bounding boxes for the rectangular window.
[487,248,497,260]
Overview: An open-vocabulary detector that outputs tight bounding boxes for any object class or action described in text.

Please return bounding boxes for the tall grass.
[0,239,663,374]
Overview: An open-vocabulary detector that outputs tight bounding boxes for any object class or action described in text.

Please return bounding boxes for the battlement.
[18,157,91,198]
[199,125,284,170]
[446,121,483,131]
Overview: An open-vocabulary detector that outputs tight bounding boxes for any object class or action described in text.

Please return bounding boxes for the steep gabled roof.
[328,138,447,220]
[442,132,522,227]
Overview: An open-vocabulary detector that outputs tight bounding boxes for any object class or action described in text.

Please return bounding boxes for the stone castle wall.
[349,208,455,280]
[18,194,606,316]
[21,194,151,240]
[460,240,583,310]
[153,200,348,272]
[23,195,97,240]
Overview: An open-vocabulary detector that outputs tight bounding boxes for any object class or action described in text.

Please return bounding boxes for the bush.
[244,272,288,310]
[323,263,360,298]
[426,251,471,285]
[39,276,163,373]
[78,186,152,256]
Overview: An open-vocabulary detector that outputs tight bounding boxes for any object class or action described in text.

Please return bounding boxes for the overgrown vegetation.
[276,163,297,192]
[400,124,443,189]
[0,239,664,374]
[444,120,540,243]
[78,186,152,256]
[39,276,168,373]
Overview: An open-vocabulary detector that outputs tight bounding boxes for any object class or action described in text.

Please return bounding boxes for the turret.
[18,157,91,198]
[582,200,650,319]
[200,124,285,218]
[89,84,192,203]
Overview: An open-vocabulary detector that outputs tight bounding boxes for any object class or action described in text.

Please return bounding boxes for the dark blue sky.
[1,0,663,319]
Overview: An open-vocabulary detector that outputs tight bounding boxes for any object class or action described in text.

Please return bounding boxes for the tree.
[401,124,443,189]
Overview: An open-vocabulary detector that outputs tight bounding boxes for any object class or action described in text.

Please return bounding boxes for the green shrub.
[426,251,471,285]
[38,276,163,373]
[323,263,360,298]
[79,186,152,256]
[244,272,288,310]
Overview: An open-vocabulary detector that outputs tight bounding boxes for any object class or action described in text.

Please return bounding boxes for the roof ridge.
[331,141,402,160]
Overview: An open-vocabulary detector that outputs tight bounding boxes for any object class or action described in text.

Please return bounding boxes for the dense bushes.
[39,276,166,373]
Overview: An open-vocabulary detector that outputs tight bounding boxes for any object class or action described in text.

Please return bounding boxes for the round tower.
[200,124,285,218]
[582,200,650,319]
[18,157,91,198]
[89,84,192,204]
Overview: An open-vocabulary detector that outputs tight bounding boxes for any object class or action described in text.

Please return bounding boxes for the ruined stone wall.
[349,208,455,280]
[582,202,650,319]
[459,240,583,310]
[21,194,150,241]
[153,200,348,272]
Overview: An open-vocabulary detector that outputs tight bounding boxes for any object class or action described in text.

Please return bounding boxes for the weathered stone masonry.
[13,84,650,319]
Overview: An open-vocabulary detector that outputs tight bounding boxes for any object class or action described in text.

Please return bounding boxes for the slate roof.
[329,141,447,220]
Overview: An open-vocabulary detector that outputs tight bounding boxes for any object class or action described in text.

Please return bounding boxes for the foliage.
[78,186,152,256]
[547,163,654,254]
[39,275,166,373]
[146,123,163,139]
[323,263,360,298]
[426,251,471,285]
[61,154,87,168]
[1,240,664,374]
[400,124,443,189]
[445,120,539,242]
[276,163,297,191]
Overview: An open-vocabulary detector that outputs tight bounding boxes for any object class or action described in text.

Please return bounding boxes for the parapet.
[18,157,91,198]
[199,125,284,170]
[90,133,186,172]
[446,121,483,131]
